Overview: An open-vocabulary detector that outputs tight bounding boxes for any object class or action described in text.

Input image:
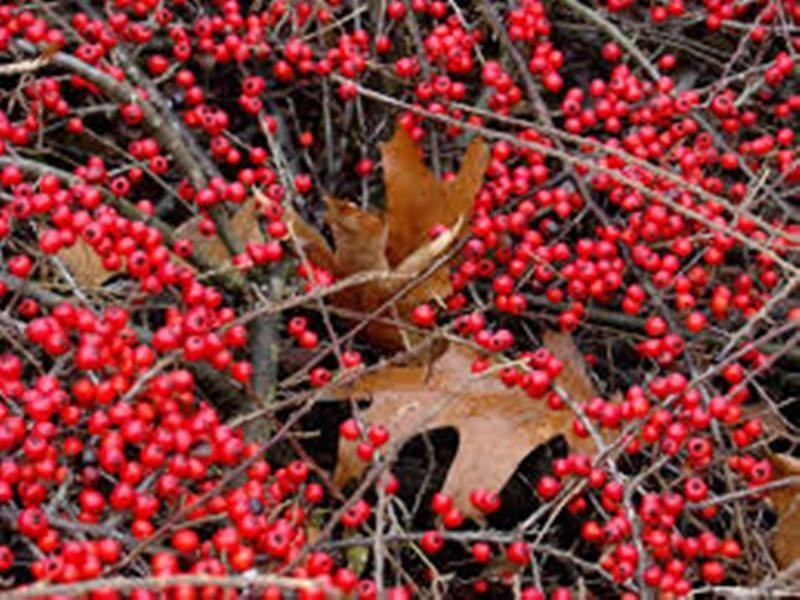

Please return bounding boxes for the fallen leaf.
[767,453,800,568]
[291,126,489,350]
[60,199,263,287]
[57,238,118,288]
[284,206,334,273]
[175,197,263,265]
[541,329,599,404]
[334,332,601,520]
[383,130,489,268]
[323,196,389,278]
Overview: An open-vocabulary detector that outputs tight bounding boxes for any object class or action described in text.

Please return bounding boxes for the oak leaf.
[289,127,489,350]
[767,453,800,569]
[334,332,601,520]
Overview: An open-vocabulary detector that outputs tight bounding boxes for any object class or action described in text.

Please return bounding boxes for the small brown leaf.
[768,453,800,568]
[58,201,263,288]
[175,197,263,265]
[57,239,117,288]
[334,336,598,519]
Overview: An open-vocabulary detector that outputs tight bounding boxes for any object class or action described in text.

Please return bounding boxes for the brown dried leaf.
[542,330,600,404]
[60,199,264,287]
[768,453,800,568]
[324,197,388,277]
[334,335,598,519]
[383,129,489,267]
[57,239,116,288]
[175,197,263,265]
[291,127,489,350]
[285,206,334,272]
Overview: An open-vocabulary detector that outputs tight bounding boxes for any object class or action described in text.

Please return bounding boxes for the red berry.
[339,418,362,441]
[701,561,725,584]
[171,529,199,554]
[367,424,389,447]
[471,542,491,563]
[537,475,561,500]
[506,541,530,565]
[420,531,444,555]
[411,304,436,327]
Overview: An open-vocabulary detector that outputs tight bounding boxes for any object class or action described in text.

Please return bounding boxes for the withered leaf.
[285,206,334,272]
[383,129,489,267]
[768,453,800,568]
[542,329,599,404]
[57,238,116,288]
[291,126,489,350]
[60,199,264,287]
[175,197,263,265]
[334,332,600,520]
[323,196,388,277]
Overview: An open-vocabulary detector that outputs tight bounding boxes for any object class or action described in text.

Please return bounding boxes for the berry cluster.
[0,0,796,598]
